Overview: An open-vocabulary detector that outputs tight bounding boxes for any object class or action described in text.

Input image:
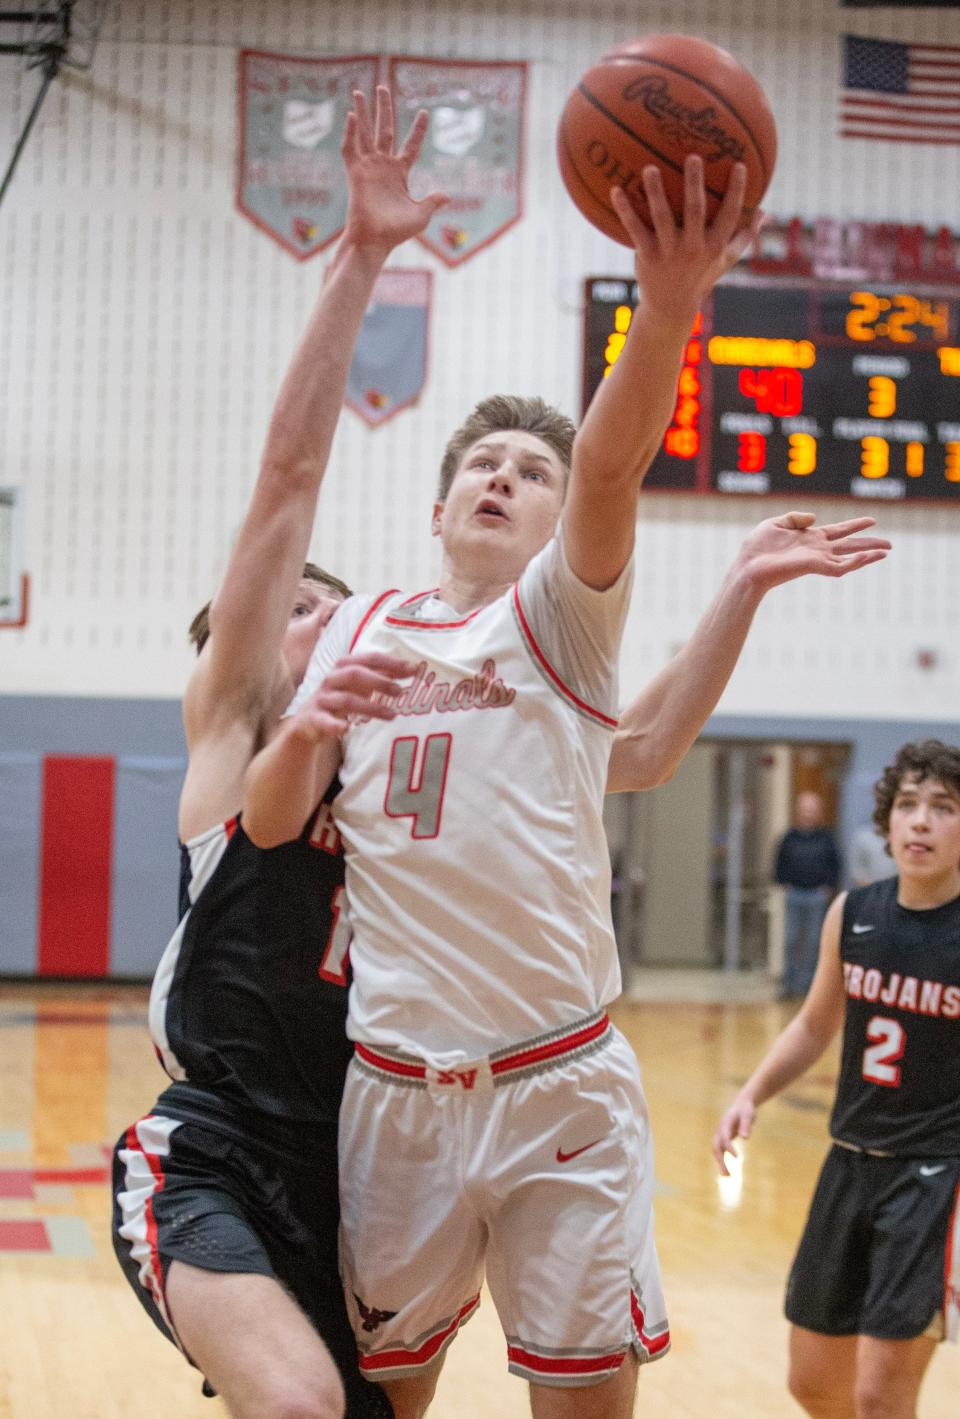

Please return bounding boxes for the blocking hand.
[737,511,891,593]
[342,85,448,253]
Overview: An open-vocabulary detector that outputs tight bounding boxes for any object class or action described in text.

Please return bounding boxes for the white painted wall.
[1,0,958,715]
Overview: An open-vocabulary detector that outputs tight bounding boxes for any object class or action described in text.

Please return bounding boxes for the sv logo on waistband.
[426,1060,493,1093]
[437,1068,478,1089]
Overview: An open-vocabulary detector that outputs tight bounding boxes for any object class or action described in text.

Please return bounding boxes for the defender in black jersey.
[714,740,960,1419]
[108,85,443,1419]
[113,792,398,1419]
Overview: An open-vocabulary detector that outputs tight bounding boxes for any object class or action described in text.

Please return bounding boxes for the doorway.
[605,738,851,980]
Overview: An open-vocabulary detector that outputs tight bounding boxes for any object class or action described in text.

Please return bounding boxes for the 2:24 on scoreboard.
[582,278,960,502]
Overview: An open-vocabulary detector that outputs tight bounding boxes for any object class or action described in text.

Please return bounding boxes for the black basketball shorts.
[786,1142,960,1342]
[111,1110,392,1419]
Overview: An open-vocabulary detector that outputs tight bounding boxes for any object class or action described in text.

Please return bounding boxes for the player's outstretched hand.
[712,1095,757,1176]
[611,155,762,327]
[289,652,414,743]
[342,85,448,254]
[737,511,891,594]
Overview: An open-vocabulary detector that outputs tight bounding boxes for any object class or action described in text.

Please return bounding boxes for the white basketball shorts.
[338,1011,671,1388]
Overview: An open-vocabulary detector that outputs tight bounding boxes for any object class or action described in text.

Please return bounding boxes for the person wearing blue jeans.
[775,792,840,998]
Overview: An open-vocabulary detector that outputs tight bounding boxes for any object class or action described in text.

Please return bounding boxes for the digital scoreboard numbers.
[582,278,960,501]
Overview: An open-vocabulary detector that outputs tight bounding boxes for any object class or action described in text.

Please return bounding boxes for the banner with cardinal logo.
[237,50,378,260]
[389,57,527,267]
[345,269,433,428]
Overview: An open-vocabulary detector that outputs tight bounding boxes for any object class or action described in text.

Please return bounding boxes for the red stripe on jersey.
[631,1290,670,1355]
[349,590,399,652]
[386,590,485,630]
[490,1014,609,1075]
[355,1042,428,1080]
[507,1344,626,1375]
[397,589,440,605]
[359,1293,480,1371]
[224,815,238,840]
[38,755,115,976]
[511,585,618,728]
[125,1121,168,1318]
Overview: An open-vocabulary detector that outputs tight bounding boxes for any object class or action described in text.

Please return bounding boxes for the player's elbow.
[627,756,678,791]
[241,787,301,849]
[258,452,323,500]
[242,814,289,850]
[609,738,677,793]
[572,437,654,495]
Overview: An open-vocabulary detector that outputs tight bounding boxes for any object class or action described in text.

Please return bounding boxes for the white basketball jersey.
[292,535,632,1067]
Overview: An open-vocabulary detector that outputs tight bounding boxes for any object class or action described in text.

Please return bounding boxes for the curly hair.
[436,394,576,503]
[872,739,960,839]
[188,562,351,655]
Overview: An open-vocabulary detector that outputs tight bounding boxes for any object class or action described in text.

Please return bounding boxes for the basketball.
[557,33,777,244]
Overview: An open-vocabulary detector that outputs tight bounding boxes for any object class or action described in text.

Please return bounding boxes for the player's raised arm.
[564,158,760,591]
[607,513,890,792]
[711,892,848,1176]
[186,86,447,738]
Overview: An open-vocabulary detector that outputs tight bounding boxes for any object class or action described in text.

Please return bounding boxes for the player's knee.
[383,1365,443,1418]
[787,1364,843,1416]
[853,1377,907,1419]
[250,1371,346,1419]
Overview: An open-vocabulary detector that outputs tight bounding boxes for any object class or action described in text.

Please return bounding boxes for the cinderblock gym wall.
[2,0,959,720]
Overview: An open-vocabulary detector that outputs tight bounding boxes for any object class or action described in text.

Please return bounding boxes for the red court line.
[38,756,115,976]
[0,1166,109,1198]
[0,1170,34,1198]
[0,1220,49,1251]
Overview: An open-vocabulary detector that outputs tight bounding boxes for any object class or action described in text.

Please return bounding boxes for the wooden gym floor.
[0,980,955,1418]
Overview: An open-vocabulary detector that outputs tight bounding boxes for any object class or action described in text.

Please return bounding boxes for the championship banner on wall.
[237,50,378,260]
[390,57,527,267]
[749,216,960,283]
[346,269,432,427]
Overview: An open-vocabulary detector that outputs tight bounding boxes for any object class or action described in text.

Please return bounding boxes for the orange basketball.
[557,34,777,245]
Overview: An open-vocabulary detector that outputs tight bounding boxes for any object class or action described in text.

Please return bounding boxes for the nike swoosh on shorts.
[919,1163,948,1177]
[556,1138,603,1164]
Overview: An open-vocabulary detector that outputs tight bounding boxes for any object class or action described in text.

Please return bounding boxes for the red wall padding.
[38,756,115,976]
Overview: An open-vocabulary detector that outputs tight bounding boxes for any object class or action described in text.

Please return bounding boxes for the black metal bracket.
[0,1,104,207]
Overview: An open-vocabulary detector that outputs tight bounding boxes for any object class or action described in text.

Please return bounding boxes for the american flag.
[840,34,960,144]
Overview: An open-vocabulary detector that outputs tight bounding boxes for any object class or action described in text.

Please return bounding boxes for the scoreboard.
[583,277,960,501]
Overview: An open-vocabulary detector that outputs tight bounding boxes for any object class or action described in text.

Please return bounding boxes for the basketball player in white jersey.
[243,94,889,1419]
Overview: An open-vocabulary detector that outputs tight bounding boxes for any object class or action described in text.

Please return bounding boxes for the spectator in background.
[775,792,840,999]
[848,819,898,888]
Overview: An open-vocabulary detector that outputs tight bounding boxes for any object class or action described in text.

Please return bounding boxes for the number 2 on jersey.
[385,733,452,839]
[862,1015,905,1088]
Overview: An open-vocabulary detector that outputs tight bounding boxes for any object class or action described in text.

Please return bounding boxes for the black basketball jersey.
[147,787,352,1154]
[830,876,960,1157]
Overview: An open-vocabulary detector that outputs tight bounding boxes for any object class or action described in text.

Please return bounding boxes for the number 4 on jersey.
[385,734,452,840]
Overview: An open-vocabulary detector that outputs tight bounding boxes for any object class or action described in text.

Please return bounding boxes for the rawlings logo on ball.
[556,33,777,245]
[621,77,746,164]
